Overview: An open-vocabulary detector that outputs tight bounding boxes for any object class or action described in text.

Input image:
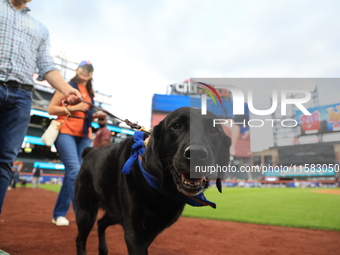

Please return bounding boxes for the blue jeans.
[0,85,32,213]
[52,133,90,219]
[11,171,19,188]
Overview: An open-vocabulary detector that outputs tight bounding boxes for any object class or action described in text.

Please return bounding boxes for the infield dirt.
[1,188,339,255]
[313,189,340,195]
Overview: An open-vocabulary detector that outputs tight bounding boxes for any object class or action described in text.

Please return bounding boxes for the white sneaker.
[52,216,69,226]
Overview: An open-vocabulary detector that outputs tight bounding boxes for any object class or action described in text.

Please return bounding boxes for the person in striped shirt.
[0,0,83,216]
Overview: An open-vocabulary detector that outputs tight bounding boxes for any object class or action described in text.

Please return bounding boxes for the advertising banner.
[295,103,340,136]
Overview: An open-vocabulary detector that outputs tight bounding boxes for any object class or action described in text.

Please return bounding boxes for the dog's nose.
[184,145,208,160]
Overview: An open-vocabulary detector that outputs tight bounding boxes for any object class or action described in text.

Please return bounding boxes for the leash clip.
[62,100,69,106]
[62,100,72,117]
[137,126,151,134]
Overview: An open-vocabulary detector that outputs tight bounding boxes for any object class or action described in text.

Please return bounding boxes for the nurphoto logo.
[194,80,312,128]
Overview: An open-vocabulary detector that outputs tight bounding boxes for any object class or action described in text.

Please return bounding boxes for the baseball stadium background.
[16,77,340,188]
[3,75,340,255]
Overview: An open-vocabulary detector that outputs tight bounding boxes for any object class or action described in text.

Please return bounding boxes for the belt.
[0,80,34,92]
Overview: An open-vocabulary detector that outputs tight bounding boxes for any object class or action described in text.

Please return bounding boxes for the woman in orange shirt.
[48,61,95,226]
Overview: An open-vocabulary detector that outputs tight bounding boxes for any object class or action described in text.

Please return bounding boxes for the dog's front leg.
[124,226,161,255]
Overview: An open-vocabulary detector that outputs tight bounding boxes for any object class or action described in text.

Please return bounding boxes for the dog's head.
[143,107,231,197]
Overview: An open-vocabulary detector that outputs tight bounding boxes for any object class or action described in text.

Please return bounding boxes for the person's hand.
[70,102,89,112]
[63,87,83,105]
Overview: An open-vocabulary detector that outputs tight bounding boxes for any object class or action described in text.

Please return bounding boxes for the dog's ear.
[216,178,222,193]
[82,147,94,159]
[142,122,164,184]
[216,134,232,193]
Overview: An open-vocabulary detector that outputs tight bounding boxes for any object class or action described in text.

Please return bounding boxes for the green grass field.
[183,188,340,231]
[27,183,61,193]
[36,184,340,231]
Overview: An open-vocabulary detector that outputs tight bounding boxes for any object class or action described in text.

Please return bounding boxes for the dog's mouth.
[174,172,207,196]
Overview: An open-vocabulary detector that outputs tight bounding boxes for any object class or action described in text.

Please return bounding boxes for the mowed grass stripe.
[182,188,340,231]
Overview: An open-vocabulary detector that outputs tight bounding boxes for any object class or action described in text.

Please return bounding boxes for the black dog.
[75,107,231,255]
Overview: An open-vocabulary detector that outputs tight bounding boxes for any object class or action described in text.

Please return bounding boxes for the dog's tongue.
[181,173,206,183]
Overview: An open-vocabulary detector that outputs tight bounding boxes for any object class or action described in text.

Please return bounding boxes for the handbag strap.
[56,116,69,131]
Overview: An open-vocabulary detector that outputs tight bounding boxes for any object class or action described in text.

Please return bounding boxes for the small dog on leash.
[75,107,231,255]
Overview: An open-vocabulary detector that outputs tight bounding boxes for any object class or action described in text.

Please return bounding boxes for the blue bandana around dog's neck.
[122,131,216,208]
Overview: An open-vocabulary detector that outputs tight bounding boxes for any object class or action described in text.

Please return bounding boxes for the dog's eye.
[171,123,182,130]
[210,127,219,135]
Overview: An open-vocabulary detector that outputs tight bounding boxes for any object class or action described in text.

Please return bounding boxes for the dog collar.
[122,131,216,208]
